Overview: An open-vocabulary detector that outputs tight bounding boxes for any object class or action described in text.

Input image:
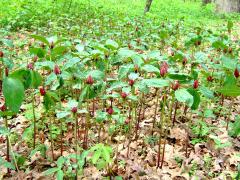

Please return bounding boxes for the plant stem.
[156,133,161,168]
[74,113,78,179]
[160,138,166,169]
[8,136,19,172]
[157,92,166,169]
[226,99,234,130]
[50,113,55,161]
[151,89,159,135]
[172,102,178,127]
[32,93,37,149]
[60,121,63,156]
[5,117,10,174]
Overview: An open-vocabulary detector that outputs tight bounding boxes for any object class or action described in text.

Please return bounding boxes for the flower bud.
[193,80,199,89]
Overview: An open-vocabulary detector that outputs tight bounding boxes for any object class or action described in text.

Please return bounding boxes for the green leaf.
[31,34,50,46]
[107,82,128,92]
[217,85,240,97]
[0,157,16,170]
[0,126,10,136]
[199,86,214,99]
[29,47,46,58]
[168,73,191,82]
[31,71,42,89]
[105,39,119,50]
[10,69,32,89]
[175,88,193,107]
[221,56,237,70]
[43,167,59,176]
[87,70,105,80]
[56,111,71,119]
[187,88,200,110]
[142,64,159,74]
[223,74,236,87]
[141,79,169,88]
[56,170,64,180]
[96,110,107,123]
[229,116,240,137]
[51,46,68,57]
[227,20,233,31]
[57,156,65,169]
[43,91,59,110]
[3,77,25,113]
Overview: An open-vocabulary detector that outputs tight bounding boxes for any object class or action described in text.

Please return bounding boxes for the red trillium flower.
[5,67,8,77]
[33,56,38,62]
[193,80,199,89]
[162,62,169,70]
[0,51,3,58]
[86,75,94,85]
[125,118,130,124]
[107,107,114,115]
[160,66,167,77]
[0,104,6,111]
[234,68,239,78]
[54,65,61,75]
[182,57,187,66]
[39,87,46,96]
[50,42,54,49]
[172,81,180,91]
[160,62,169,77]
[27,63,34,70]
[207,76,213,82]
[129,79,134,86]
[71,107,78,114]
[121,92,128,99]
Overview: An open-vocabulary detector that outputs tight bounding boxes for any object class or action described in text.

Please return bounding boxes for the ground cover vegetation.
[0,0,240,179]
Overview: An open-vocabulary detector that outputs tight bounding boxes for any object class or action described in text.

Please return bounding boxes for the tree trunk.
[215,0,240,13]
[144,0,153,14]
[202,0,211,5]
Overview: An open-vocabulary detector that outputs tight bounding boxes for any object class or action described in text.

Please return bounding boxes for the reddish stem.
[160,138,166,169]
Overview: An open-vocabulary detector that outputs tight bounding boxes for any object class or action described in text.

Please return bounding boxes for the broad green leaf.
[3,77,25,113]
[56,170,64,180]
[217,85,240,97]
[31,71,42,89]
[142,64,159,74]
[87,70,105,80]
[57,156,65,169]
[199,86,214,99]
[51,46,68,57]
[229,115,240,137]
[96,110,107,123]
[31,34,49,46]
[221,56,237,70]
[56,111,71,119]
[227,20,233,31]
[43,167,59,175]
[141,79,169,88]
[187,88,200,110]
[10,69,32,89]
[29,47,46,58]
[175,88,193,107]
[105,39,119,50]
[0,157,16,170]
[168,73,191,82]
